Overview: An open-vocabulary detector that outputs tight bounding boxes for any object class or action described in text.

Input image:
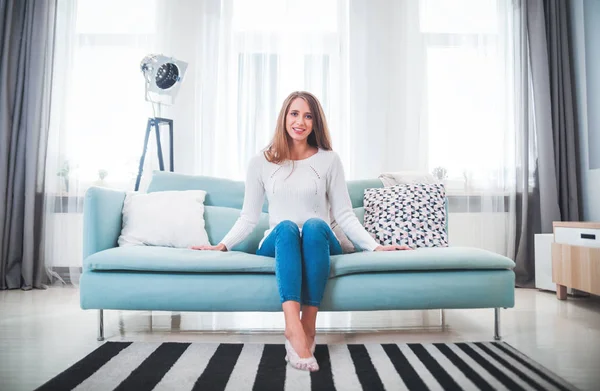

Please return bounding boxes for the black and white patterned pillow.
[364,183,448,248]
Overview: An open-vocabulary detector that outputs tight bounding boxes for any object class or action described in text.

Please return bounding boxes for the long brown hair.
[264,91,333,164]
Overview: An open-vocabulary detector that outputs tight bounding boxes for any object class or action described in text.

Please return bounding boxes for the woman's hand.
[374,244,413,251]
[190,243,228,251]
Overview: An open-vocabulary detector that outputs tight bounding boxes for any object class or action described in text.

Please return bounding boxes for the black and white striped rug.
[35,342,576,391]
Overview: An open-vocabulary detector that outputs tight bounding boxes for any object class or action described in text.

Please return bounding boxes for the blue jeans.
[256,218,343,307]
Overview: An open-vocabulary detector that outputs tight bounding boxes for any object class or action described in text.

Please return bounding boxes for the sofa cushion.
[147,171,270,212]
[84,246,275,273]
[84,246,514,277]
[329,247,514,277]
[364,183,448,248]
[332,207,364,254]
[346,179,383,208]
[204,205,269,253]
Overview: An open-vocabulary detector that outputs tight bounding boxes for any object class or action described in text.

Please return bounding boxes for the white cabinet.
[535,234,557,291]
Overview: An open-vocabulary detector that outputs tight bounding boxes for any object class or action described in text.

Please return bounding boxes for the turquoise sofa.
[80,171,515,341]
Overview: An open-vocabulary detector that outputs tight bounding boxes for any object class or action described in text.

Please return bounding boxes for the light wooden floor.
[1,287,599,391]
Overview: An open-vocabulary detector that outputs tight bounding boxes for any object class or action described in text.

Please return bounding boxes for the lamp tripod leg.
[169,120,174,172]
[154,119,165,171]
[135,119,153,191]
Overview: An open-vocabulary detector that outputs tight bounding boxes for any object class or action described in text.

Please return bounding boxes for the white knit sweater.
[220,149,380,252]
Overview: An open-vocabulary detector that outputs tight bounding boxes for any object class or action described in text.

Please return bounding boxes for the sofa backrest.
[146,171,384,253]
[146,171,448,253]
[147,171,384,211]
[147,171,265,210]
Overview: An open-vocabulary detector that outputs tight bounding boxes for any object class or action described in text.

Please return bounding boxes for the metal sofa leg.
[494,308,501,341]
[98,309,105,341]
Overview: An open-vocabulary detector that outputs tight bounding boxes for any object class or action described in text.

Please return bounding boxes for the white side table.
[535,233,557,291]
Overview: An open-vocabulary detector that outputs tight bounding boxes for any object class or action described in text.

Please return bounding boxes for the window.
[420,0,515,192]
[231,0,339,154]
[232,0,338,33]
[236,53,279,166]
[56,0,159,192]
[304,54,331,113]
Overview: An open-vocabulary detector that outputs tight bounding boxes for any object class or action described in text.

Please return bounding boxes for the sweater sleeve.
[219,155,265,251]
[326,153,380,251]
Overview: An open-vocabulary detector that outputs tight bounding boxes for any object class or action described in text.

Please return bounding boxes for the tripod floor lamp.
[135,54,188,191]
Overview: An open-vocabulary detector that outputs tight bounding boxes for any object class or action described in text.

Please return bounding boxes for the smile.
[292,127,306,134]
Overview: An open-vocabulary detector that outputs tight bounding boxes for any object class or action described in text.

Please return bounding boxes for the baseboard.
[48,267,83,285]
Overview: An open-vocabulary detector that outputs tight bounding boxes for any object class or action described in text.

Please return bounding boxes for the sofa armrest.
[83,186,126,259]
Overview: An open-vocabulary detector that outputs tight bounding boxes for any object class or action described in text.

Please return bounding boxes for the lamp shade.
[140,54,188,105]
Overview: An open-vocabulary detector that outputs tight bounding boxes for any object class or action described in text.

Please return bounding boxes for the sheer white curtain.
[44,0,163,284]
[182,0,351,179]
[44,0,523,284]
[347,0,520,256]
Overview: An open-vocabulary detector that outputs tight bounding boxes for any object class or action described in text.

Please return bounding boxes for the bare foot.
[285,325,311,359]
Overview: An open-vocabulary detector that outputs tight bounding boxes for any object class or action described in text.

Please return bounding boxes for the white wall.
[570,0,600,221]
[50,213,84,268]
[447,212,508,255]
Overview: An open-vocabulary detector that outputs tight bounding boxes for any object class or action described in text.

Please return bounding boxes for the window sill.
[45,193,535,215]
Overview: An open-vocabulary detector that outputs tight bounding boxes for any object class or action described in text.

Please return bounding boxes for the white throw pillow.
[378,171,439,187]
[118,190,210,248]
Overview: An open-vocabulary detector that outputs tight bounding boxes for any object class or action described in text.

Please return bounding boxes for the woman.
[192,91,410,372]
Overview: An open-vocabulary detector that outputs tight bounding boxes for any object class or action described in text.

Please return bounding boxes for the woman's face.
[286,98,314,144]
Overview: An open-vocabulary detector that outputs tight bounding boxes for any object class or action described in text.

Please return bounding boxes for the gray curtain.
[544,0,582,222]
[0,0,57,290]
[513,0,581,287]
